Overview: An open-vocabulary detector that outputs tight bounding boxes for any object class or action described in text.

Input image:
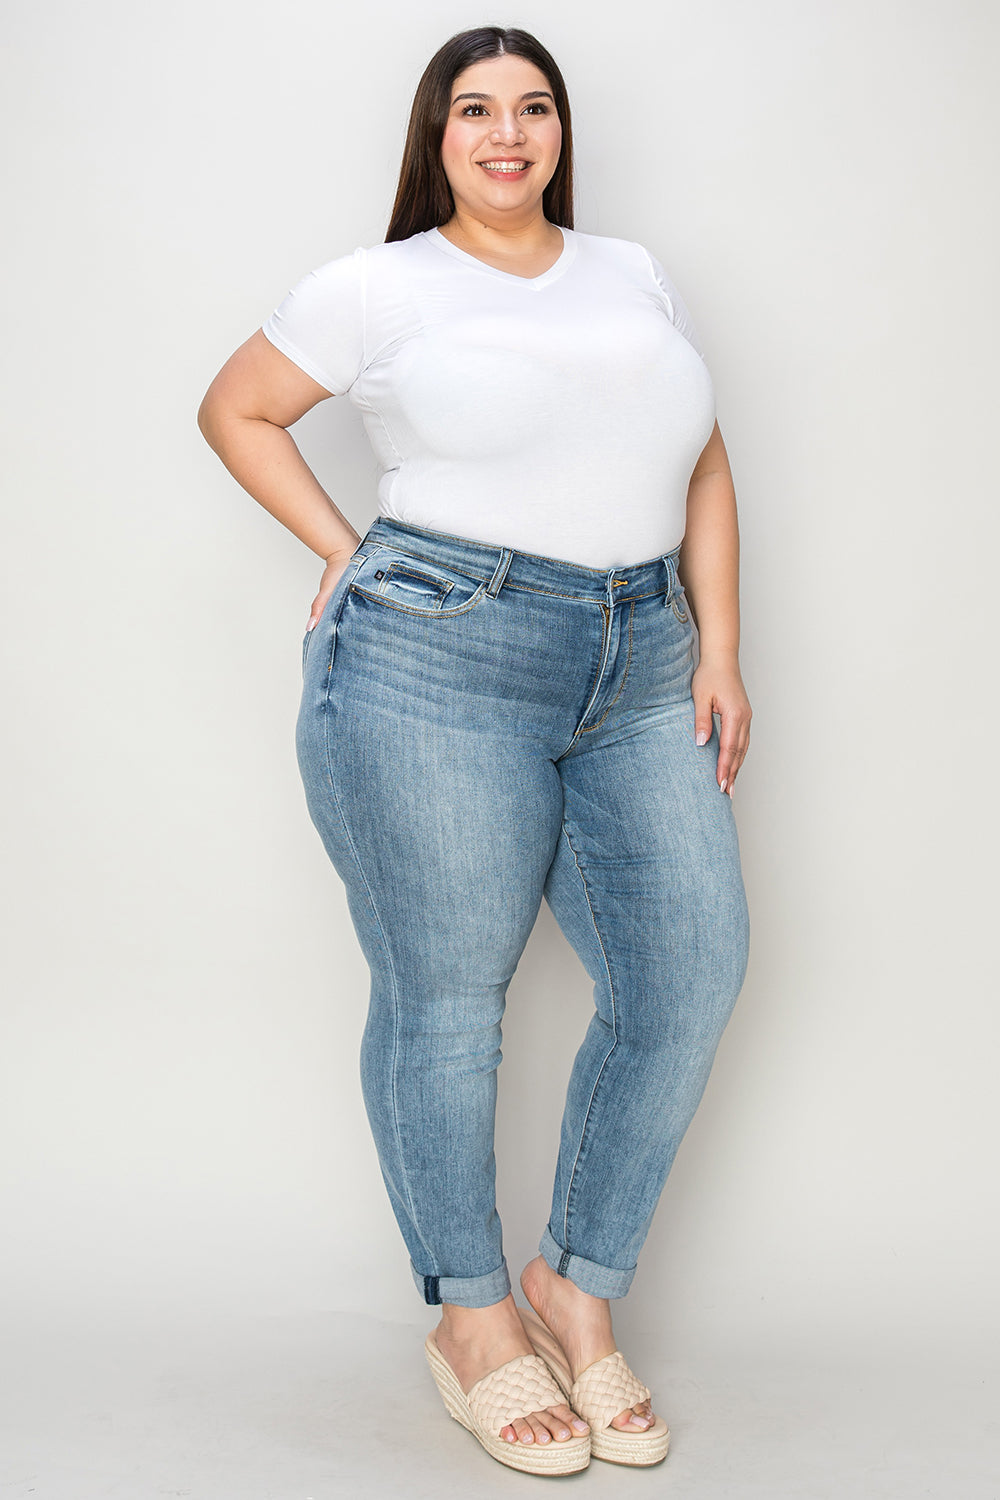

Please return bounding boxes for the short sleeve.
[640,246,706,361]
[260,246,367,395]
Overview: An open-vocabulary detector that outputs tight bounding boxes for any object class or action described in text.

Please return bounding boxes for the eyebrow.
[451,90,555,105]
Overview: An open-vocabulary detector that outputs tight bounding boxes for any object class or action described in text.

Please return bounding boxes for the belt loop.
[486,546,514,598]
[660,551,677,608]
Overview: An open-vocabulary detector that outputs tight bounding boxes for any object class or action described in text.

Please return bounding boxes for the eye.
[458,101,552,117]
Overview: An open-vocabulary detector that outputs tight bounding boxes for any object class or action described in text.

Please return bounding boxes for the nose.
[490,111,525,145]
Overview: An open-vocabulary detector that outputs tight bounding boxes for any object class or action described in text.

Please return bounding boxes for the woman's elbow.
[197,384,228,449]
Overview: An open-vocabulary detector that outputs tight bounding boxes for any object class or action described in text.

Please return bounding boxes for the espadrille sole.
[424,1330,591,1474]
[518,1304,671,1467]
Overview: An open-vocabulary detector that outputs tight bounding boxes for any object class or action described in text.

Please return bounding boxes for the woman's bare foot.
[519,1255,655,1432]
[434,1293,591,1448]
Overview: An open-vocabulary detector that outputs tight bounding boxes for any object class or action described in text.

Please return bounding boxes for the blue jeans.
[297,517,750,1308]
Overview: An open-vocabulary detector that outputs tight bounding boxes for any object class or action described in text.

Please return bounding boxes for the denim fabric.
[297,517,750,1307]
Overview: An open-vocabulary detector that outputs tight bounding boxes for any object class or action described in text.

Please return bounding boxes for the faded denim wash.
[297,516,750,1308]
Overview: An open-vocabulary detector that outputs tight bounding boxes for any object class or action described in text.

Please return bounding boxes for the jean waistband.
[362,517,682,605]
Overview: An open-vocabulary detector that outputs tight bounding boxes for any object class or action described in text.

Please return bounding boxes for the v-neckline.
[425,225,576,290]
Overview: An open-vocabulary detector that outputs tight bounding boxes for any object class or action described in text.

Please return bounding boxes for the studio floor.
[0,1308,994,1499]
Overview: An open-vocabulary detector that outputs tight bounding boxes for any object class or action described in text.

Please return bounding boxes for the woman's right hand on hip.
[306,544,360,632]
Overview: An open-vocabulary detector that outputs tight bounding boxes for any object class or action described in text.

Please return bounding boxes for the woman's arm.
[676,419,751,796]
[197,330,362,628]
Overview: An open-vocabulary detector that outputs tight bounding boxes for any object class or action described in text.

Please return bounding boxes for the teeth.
[480,161,528,172]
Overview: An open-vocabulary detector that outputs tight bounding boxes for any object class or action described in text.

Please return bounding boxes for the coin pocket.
[349,551,488,617]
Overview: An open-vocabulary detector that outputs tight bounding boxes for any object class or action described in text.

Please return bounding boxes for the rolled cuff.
[538,1226,636,1299]
[411,1259,512,1308]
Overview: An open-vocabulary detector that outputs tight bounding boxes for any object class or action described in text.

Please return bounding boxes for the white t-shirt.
[261,225,715,569]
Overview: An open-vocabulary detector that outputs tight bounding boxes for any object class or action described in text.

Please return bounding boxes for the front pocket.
[349,550,488,618]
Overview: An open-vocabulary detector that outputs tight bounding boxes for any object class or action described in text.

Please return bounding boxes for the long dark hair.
[385,26,575,242]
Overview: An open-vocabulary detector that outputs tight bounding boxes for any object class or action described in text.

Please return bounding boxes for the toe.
[527,1413,552,1443]
[539,1405,573,1442]
[550,1401,588,1439]
[610,1403,653,1431]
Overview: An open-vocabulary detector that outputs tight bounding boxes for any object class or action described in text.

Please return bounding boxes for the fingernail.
[720,778,728,793]
[696,730,708,746]
[728,784,734,798]
[306,618,316,632]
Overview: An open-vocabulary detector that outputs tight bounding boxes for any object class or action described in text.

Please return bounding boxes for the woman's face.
[440,54,562,224]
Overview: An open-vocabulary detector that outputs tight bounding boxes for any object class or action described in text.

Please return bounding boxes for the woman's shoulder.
[569,229,705,354]
[569,226,644,252]
[291,231,431,281]
[569,227,665,277]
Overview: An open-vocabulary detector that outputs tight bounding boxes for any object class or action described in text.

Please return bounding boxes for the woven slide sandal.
[424,1329,591,1474]
[518,1304,671,1467]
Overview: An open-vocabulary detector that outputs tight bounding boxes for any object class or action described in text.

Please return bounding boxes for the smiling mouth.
[477,160,531,174]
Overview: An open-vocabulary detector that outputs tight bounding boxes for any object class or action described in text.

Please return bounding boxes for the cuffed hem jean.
[297,517,750,1308]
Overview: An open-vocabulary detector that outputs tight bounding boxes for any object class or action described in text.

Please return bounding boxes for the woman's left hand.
[691,657,752,796]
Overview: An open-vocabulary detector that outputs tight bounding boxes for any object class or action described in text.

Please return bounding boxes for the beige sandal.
[518,1304,671,1467]
[424,1329,591,1474]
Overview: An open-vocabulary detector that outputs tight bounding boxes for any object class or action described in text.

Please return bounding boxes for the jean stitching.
[319,605,435,1273]
[369,540,484,586]
[500,582,671,606]
[500,581,666,603]
[553,602,614,760]
[370,521,683,600]
[623,587,672,603]
[486,548,514,597]
[501,582,614,601]
[663,552,678,607]
[554,819,619,1253]
[362,546,673,606]
[348,581,488,618]
[580,599,635,733]
[382,562,454,599]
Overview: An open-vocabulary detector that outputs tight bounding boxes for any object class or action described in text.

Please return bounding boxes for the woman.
[198,25,751,1477]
